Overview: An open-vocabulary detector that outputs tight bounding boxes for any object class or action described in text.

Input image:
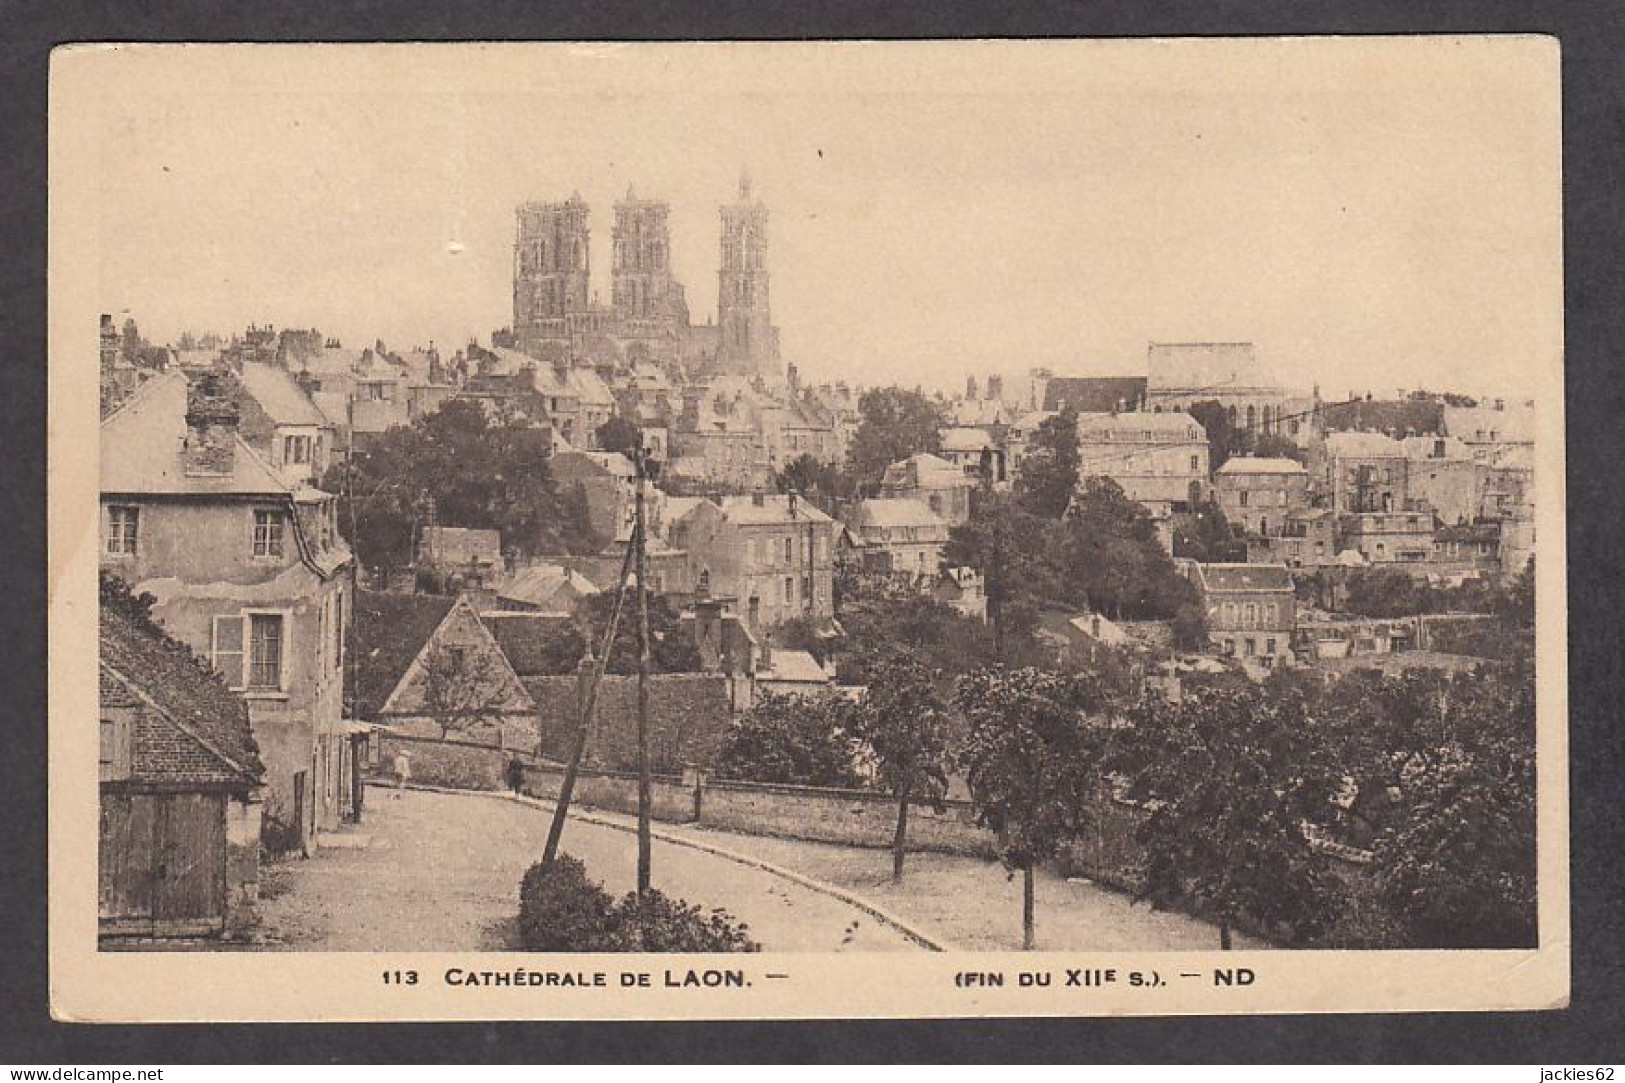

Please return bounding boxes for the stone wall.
[524,673,734,773]
[372,730,534,791]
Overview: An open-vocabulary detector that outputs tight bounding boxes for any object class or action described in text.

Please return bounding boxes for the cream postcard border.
[47,38,1569,1022]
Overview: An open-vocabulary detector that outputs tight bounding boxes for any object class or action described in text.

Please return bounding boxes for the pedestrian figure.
[393,749,411,797]
[505,757,525,794]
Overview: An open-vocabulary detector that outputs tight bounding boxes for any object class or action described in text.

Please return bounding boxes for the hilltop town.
[96,177,1537,954]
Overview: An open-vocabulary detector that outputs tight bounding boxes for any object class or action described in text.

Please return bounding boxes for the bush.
[517,855,758,953]
[517,855,617,952]
[608,889,759,952]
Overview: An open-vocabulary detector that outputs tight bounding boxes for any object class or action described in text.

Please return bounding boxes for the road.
[255,786,920,952]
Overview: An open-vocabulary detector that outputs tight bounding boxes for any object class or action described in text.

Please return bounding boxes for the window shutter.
[212,615,245,688]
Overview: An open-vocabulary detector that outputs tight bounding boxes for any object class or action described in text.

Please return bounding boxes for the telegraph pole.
[634,444,654,896]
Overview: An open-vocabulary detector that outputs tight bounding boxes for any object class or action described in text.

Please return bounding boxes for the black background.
[2,0,1621,1063]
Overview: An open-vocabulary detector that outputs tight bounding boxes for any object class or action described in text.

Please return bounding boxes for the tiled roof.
[99,604,263,785]
[1322,398,1443,437]
[1077,410,1204,440]
[239,362,330,427]
[1195,563,1294,593]
[351,591,456,719]
[100,371,292,497]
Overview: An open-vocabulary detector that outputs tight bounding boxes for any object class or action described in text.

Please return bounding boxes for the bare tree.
[416,640,512,742]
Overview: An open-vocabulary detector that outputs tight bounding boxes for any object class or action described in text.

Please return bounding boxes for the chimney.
[787,490,799,518]
[183,370,240,477]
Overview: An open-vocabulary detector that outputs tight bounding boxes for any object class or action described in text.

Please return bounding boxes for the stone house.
[236,362,337,488]
[1076,410,1210,519]
[1318,431,1411,514]
[550,449,641,542]
[1338,510,1437,568]
[843,498,950,582]
[1186,562,1296,668]
[665,492,836,632]
[1213,456,1310,538]
[880,452,975,527]
[99,602,265,939]
[939,426,1008,485]
[100,370,355,852]
[1246,507,1338,568]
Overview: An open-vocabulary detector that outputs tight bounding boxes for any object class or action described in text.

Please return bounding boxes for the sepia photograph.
[48,37,1567,1020]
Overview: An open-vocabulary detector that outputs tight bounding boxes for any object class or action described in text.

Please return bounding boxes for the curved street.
[255,786,920,952]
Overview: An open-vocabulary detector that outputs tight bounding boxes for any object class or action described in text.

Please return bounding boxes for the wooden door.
[99,792,159,936]
[99,791,226,937]
[152,793,227,935]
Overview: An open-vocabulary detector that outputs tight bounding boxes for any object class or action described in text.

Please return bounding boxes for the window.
[1190,455,1200,472]
[248,614,285,690]
[1244,638,1257,657]
[803,575,813,605]
[253,509,285,558]
[283,434,313,465]
[211,615,245,687]
[1266,638,1277,656]
[698,569,711,595]
[99,711,132,781]
[106,505,139,556]
[784,577,794,604]
[1239,490,1249,508]
[784,537,794,564]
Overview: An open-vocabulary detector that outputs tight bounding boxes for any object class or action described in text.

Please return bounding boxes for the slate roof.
[1217,456,1307,476]
[1324,431,1406,459]
[1194,563,1294,593]
[718,493,833,526]
[1043,376,1148,413]
[100,371,292,497]
[1322,398,1444,437]
[239,362,331,427]
[758,648,830,685]
[351,591,456,719]
[99,604,263,785]
[847,498,945,531]
[497,564,601,612]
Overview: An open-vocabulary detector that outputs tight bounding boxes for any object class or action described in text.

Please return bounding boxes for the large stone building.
[1075,411,1210,520]
[1213,455,1310,538]
[504,175,779,384]
[665,492,836,631]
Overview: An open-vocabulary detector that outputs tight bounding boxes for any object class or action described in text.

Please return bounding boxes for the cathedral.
[501,174,781,384]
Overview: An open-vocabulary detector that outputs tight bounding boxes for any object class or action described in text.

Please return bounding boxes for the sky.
[81,39,1561,399]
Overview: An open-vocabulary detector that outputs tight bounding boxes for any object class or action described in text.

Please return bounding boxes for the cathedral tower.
[512,194,591,355]
[716,171,780,382]
[612,187,688,338]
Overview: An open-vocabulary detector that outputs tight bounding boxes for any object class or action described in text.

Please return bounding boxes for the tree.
[577,590,701,676]
[942,485,1054,662]
[710,691,866,788]
[847,651,953,881]
[1111,680,1340,948]
[596,415,641,457]
[1013,405,1080,519]
[847,387,945,493]
[1187,400,1307,470]
[1342,567,1430,617]
[1171,499,1246,563]
[1318,661,1536,948]
[325,397,592,577]
[415,639,513,741]
[1057,477,1200,621]
[955,667,1115,949]
[773,453,854,506]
